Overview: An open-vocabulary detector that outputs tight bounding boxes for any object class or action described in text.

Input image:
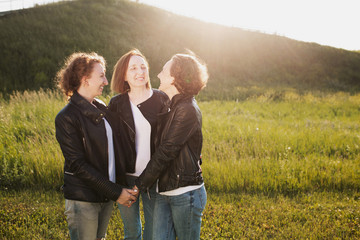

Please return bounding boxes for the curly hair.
[111,49,151,93]
[56,52,106,97]
[170,52,208,96]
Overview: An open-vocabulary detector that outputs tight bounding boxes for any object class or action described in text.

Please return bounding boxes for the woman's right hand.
[116,188,138,207]
[132,185,140,198]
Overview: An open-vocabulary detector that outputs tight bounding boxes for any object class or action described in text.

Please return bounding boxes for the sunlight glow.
[135,0,360,51]
[1,0,358,50]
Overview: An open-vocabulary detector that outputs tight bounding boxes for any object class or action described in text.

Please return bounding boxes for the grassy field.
[1,89,360,239]
[1,190,359,239]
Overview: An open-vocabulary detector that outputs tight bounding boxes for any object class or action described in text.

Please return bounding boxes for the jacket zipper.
[122,119,135,141]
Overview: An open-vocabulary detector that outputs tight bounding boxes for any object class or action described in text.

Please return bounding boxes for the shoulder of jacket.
[173,100,197,115]
[152,89,162,95]
[153,89,168,98]
[152,89,170,104]
[55,103,79,125]
[109,93,128,104]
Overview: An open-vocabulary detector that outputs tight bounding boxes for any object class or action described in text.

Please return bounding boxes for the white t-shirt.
[127,101,152,177]
[160,183,204,196]
[104,118,116,183]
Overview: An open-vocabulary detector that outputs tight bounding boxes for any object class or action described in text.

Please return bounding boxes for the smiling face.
[85,63,108,99]
[125,55,149,90]
[158,59,175,94]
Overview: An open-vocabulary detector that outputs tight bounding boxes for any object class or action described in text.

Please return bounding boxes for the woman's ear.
[81,76,89,87]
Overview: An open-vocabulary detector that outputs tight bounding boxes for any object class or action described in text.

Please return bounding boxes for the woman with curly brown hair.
[134,51,209,240]
[55,52,137,240]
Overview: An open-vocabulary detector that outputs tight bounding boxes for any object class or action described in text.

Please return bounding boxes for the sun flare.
[135,0,360,50]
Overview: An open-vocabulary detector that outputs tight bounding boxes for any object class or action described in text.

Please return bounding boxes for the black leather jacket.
[135,94,204,193]
[108,89,168,174]
[55,91,125,202]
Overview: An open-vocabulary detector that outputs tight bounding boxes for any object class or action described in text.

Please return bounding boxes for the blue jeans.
[64,199,114,240]
[153,185,207,240]
[117,175,157,240]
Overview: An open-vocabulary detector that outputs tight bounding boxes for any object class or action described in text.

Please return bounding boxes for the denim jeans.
[117,175,157,240]
[153,185,207,240]
[64,199,114,240]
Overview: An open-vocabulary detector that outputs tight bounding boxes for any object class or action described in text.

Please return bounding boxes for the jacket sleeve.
[55,113,123,201]
[135,104,198,191]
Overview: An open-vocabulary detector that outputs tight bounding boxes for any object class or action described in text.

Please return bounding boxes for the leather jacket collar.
[70,91,106,125]
[158,94,194,117]
[169,94,194,109]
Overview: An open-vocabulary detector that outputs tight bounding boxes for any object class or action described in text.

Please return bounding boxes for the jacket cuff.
[109,184,124,202]
[134,177,147,192]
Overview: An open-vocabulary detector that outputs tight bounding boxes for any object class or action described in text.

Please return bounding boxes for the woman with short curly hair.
[134,51,209,240]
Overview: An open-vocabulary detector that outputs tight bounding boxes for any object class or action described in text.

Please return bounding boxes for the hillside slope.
[1,0,360,99]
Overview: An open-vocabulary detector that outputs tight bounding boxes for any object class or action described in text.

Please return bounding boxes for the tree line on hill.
[1,0,360,100]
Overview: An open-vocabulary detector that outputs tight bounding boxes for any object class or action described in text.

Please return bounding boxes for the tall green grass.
[1,89,359,196]
[0,89,65,189]
[202,91,360,195]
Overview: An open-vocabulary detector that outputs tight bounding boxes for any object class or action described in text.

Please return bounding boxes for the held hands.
[116,188,138,207]
[132,185,140,198]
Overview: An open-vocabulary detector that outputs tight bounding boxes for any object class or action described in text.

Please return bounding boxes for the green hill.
[1,0,360,99]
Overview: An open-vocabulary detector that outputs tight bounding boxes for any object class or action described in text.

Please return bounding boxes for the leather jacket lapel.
[70,91,105,125]
[119,93,135,134]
